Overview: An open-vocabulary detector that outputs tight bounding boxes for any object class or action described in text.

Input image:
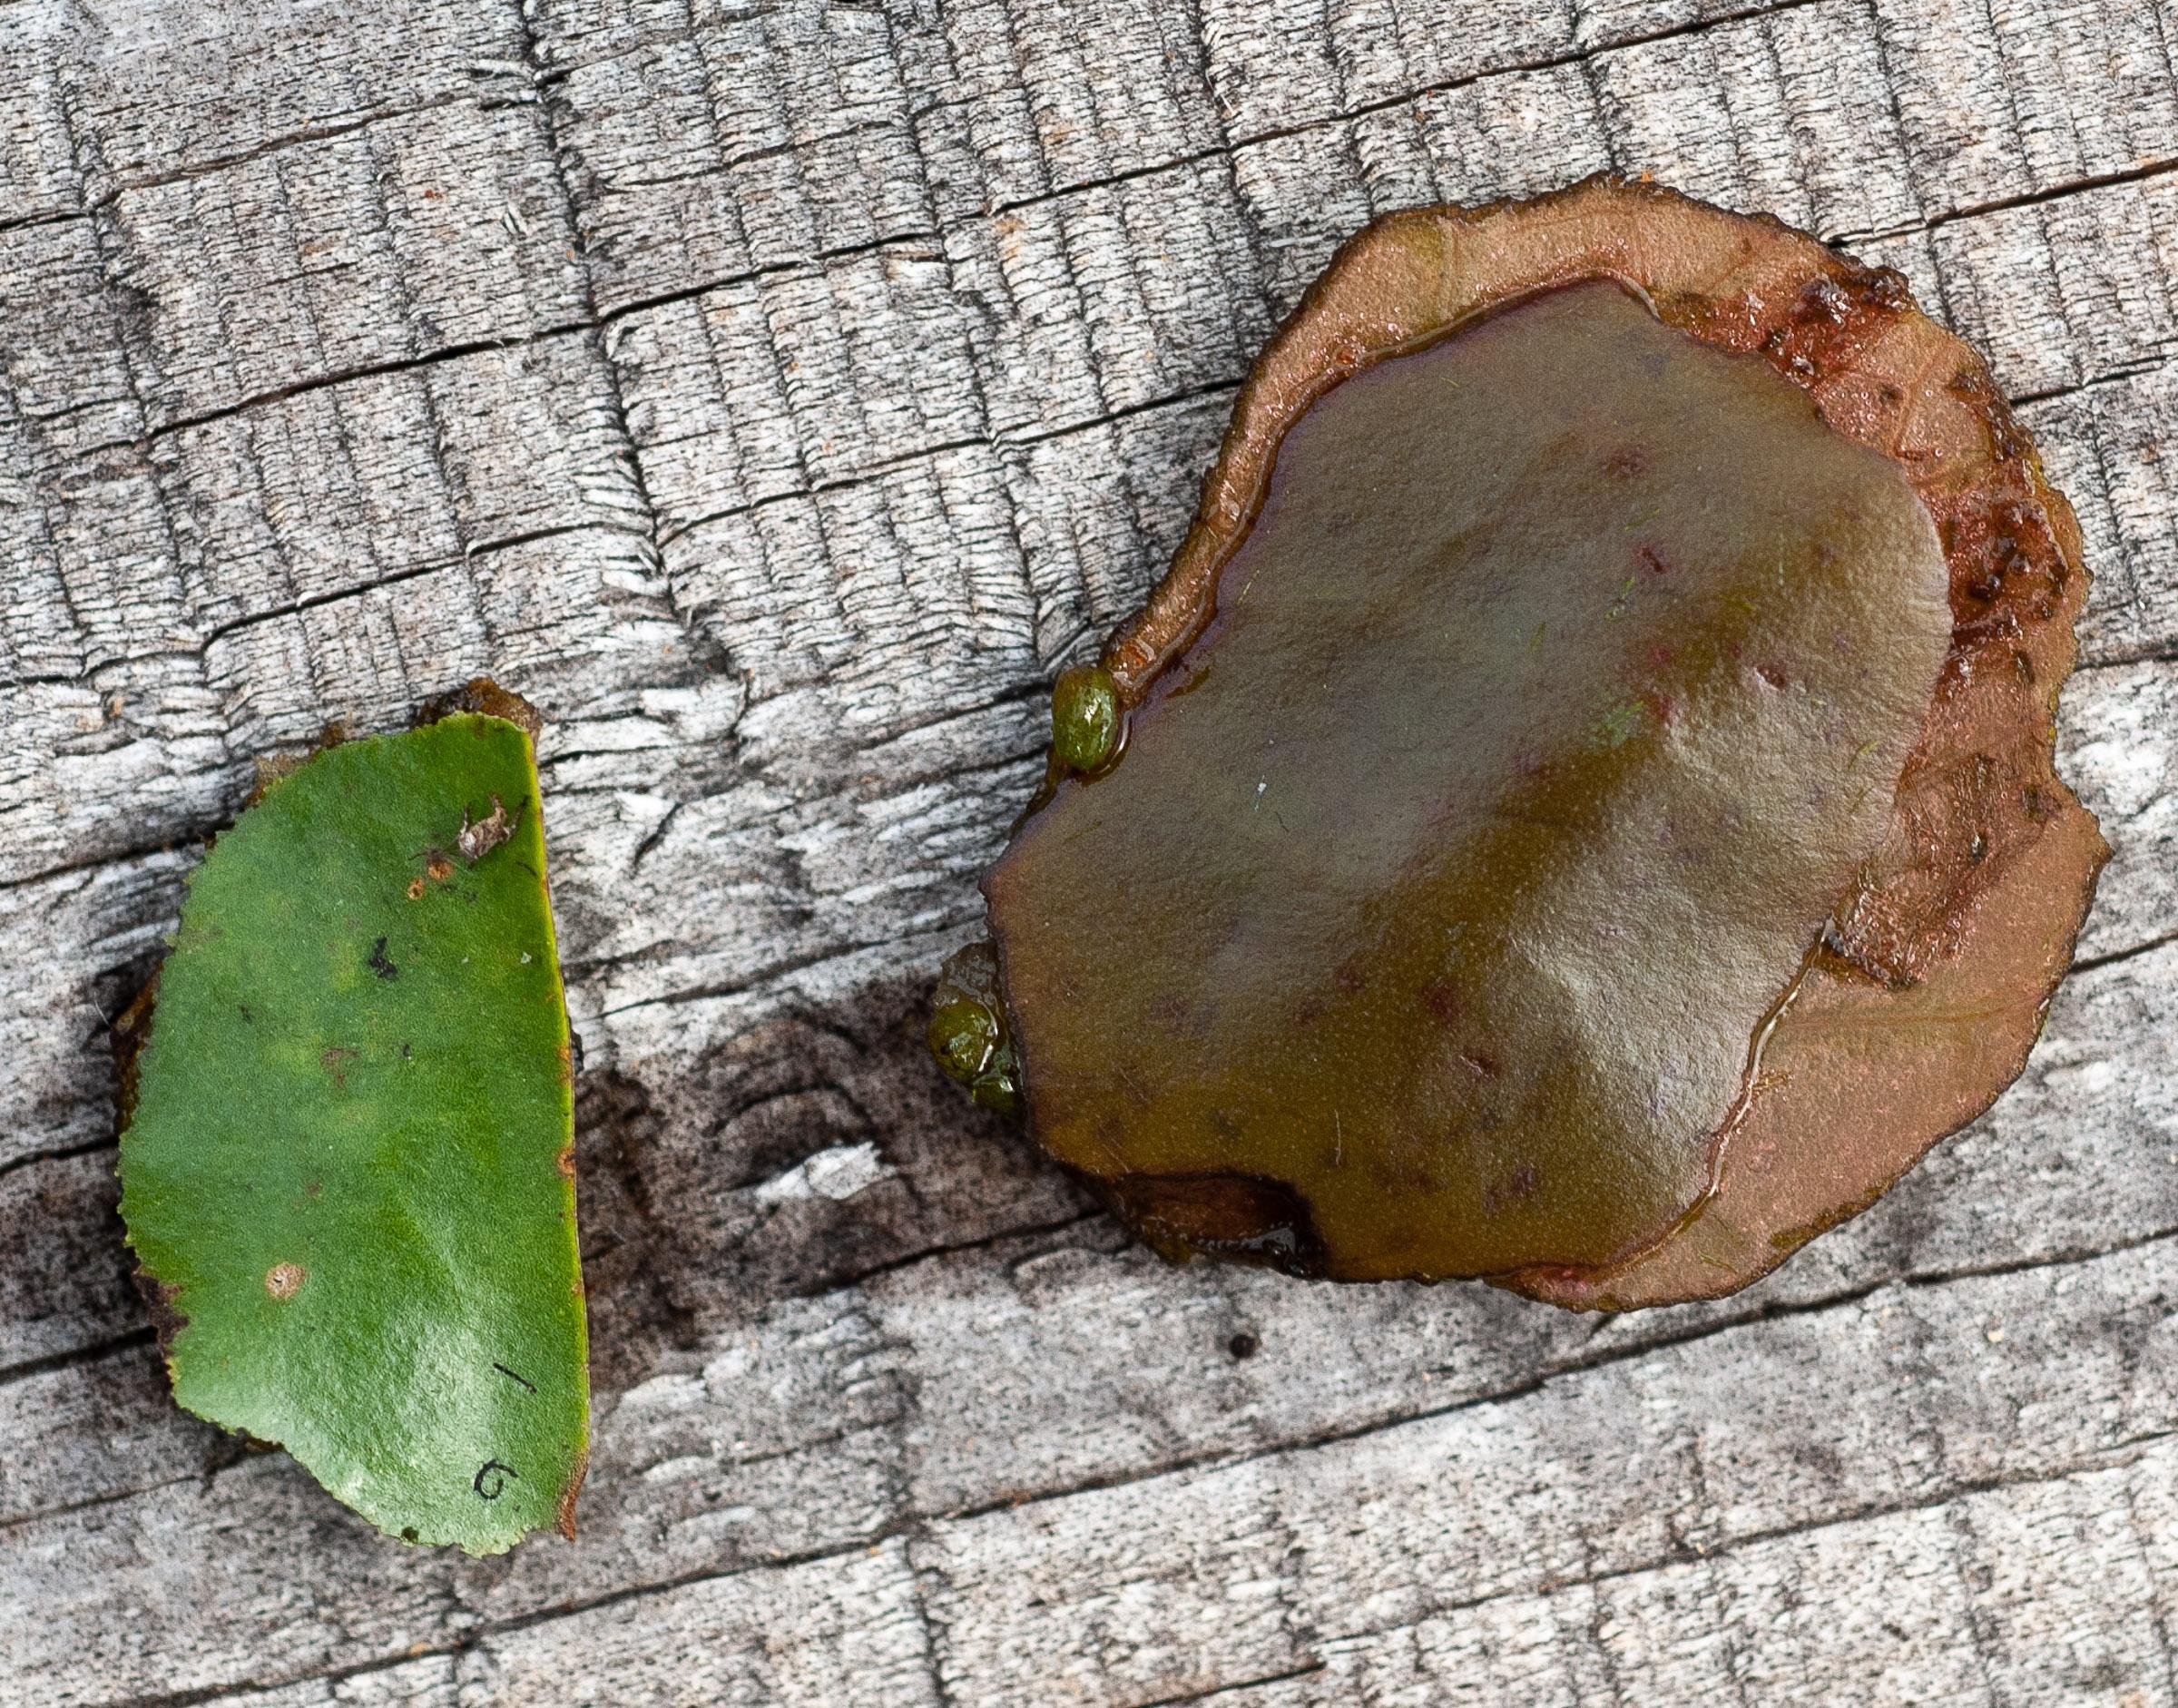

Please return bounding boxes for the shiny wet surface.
[987,281,1951,1279]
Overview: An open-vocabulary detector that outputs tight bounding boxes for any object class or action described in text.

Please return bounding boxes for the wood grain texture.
[1,0,2173,1703]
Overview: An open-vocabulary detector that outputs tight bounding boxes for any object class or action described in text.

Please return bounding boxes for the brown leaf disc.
[963,176,2105,1304]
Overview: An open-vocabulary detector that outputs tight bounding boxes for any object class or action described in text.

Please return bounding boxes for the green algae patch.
[927,941,1022,1119]
[1050,665,1123,775]
[118,693,588,1553]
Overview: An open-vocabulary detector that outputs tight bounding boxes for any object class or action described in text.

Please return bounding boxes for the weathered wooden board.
[1,0,2173,1703]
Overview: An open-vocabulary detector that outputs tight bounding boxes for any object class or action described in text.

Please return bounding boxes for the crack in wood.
[1130,1661,1332,1708]
[0,1328,153,1393]
[74,1405,2178,1708]
[1844,153,2178,247]
[11,67,2162,466]
[1280,1426,2178,1697]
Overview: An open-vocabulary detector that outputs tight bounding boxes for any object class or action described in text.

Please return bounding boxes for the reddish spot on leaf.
[1421,981,1462,1026]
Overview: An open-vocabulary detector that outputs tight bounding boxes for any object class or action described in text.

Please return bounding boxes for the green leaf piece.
[118,702,588,1555]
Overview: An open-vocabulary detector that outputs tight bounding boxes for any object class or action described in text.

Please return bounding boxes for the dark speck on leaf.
[1421,981,1462,1026]
[368,937,398,980]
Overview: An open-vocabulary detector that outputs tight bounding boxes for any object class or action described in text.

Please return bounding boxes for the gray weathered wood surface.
[3,0,2175,1702]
